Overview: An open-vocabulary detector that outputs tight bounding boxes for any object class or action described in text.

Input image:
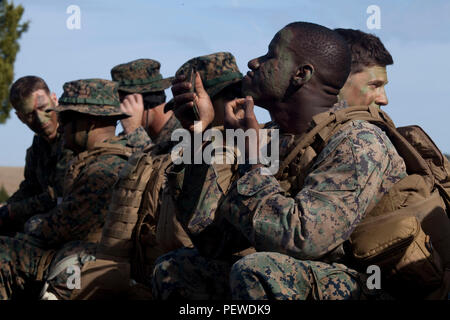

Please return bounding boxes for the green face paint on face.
[16,89,59,140]
[242,27,298,108]
[339,65,389,108]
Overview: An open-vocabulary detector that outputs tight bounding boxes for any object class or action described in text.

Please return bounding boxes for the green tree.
[0,0,29,123]
[445,154,450,161]
[0,184,9,203]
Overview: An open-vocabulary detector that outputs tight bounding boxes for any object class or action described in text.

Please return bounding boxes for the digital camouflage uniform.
[0,79,132,300]
[40,53,244,300]
[111,58,175,148]
[152,101,408,300]
[0,132,72,233]
[35,64,181,299]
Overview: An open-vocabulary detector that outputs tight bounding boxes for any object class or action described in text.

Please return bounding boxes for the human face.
[338,65,389,108]
[15,89,59,141]
[242,28,297,108]
[59,112,91,153]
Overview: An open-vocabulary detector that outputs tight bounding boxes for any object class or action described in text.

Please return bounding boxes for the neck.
[269,84,338,134]
[146,103,172,139]
[86,125,116,150]
[42,123,59,143]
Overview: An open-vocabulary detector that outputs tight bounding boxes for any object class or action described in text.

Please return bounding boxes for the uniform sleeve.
[23,156,124,247]
[7,139,57,222]
[222,121,401,260]
[124,126,151,149]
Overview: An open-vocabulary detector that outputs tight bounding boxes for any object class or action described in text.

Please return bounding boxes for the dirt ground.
[0,166,24,197]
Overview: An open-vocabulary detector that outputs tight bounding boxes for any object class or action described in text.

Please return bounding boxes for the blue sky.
[1,0,449,166]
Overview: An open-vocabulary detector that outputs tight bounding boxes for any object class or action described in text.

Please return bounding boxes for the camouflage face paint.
[339,66,389,108]
[16,90,59,140]
[242,27,297,108]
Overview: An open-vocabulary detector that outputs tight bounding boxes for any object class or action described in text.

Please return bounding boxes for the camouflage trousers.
[152,247,232,299]
[230,252,364,300]
[0,236,48,299]
[151,248,364,300]
[0,235,96,300]
[45,241,97,300]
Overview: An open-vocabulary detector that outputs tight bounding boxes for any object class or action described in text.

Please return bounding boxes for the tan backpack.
[274,105,450,299]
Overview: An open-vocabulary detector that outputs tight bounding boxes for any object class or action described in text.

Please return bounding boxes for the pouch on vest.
[347,215,444,298]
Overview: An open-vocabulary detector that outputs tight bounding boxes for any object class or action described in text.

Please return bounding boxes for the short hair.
[9,76,51,109]
[334,28,393,74]
[285,22,352,90]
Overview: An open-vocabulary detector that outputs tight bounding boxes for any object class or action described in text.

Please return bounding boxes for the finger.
[244,96,255,114]
[244,96,256,120]
[172,74,186,86]
[194,72,207,97]
[120,100,131,111]
[225,98,246,115]
[135,93,143,106]
[172,81,192,96]
[173,92,196,106]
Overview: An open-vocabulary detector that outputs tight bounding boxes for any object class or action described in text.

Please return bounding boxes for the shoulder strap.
[275,105,432,183]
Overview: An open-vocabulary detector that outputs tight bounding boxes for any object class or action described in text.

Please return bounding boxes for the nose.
[375,88,388,106]
[248,57,260,71]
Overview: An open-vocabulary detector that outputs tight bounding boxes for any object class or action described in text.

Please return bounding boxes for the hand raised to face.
[171,72,215,133]
[225,96,262,164]
[120,93,144,134]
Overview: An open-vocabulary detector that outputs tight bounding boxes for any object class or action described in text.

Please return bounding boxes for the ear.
[291,64,314,87]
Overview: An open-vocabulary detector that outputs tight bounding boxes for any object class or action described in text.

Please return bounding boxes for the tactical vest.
[96,142,193,286]
[63,139,133,243]
[273,105,450,299]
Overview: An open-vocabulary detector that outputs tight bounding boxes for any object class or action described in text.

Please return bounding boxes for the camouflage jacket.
[121,114,181,149]
[176,113,408,261]
[220,119,408,260]
[21,135,131,249]
[7,133,72,225]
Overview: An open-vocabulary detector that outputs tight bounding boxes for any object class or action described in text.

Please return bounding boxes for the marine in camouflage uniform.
[1,134,72,231]
[39,53,245,300]
[0,79,132,300]
[0,76,73,234]
[152,22,408,300]
[20,62,183,300]
[111,59,178,148]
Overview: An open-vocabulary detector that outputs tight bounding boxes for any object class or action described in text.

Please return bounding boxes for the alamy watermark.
[66,265,81,290]
[366,5,381,30]
[66,5,81,30]
[170,122,280,175]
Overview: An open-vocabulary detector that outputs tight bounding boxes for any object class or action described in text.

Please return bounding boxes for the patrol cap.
[111,59,173,94]
[164,52,243,113]
[52,78,129,119]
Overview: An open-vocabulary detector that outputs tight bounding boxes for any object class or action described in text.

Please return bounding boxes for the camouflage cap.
[164,52,243,112]
[52,79,129,119]
[111,59,173,94]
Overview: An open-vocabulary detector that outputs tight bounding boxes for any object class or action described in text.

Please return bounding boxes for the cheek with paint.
[35,109,53,128]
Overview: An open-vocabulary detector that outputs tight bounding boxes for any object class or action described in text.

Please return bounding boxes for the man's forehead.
[16,90,49,113]
[270,28,296,51]
[32,89,50,103]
